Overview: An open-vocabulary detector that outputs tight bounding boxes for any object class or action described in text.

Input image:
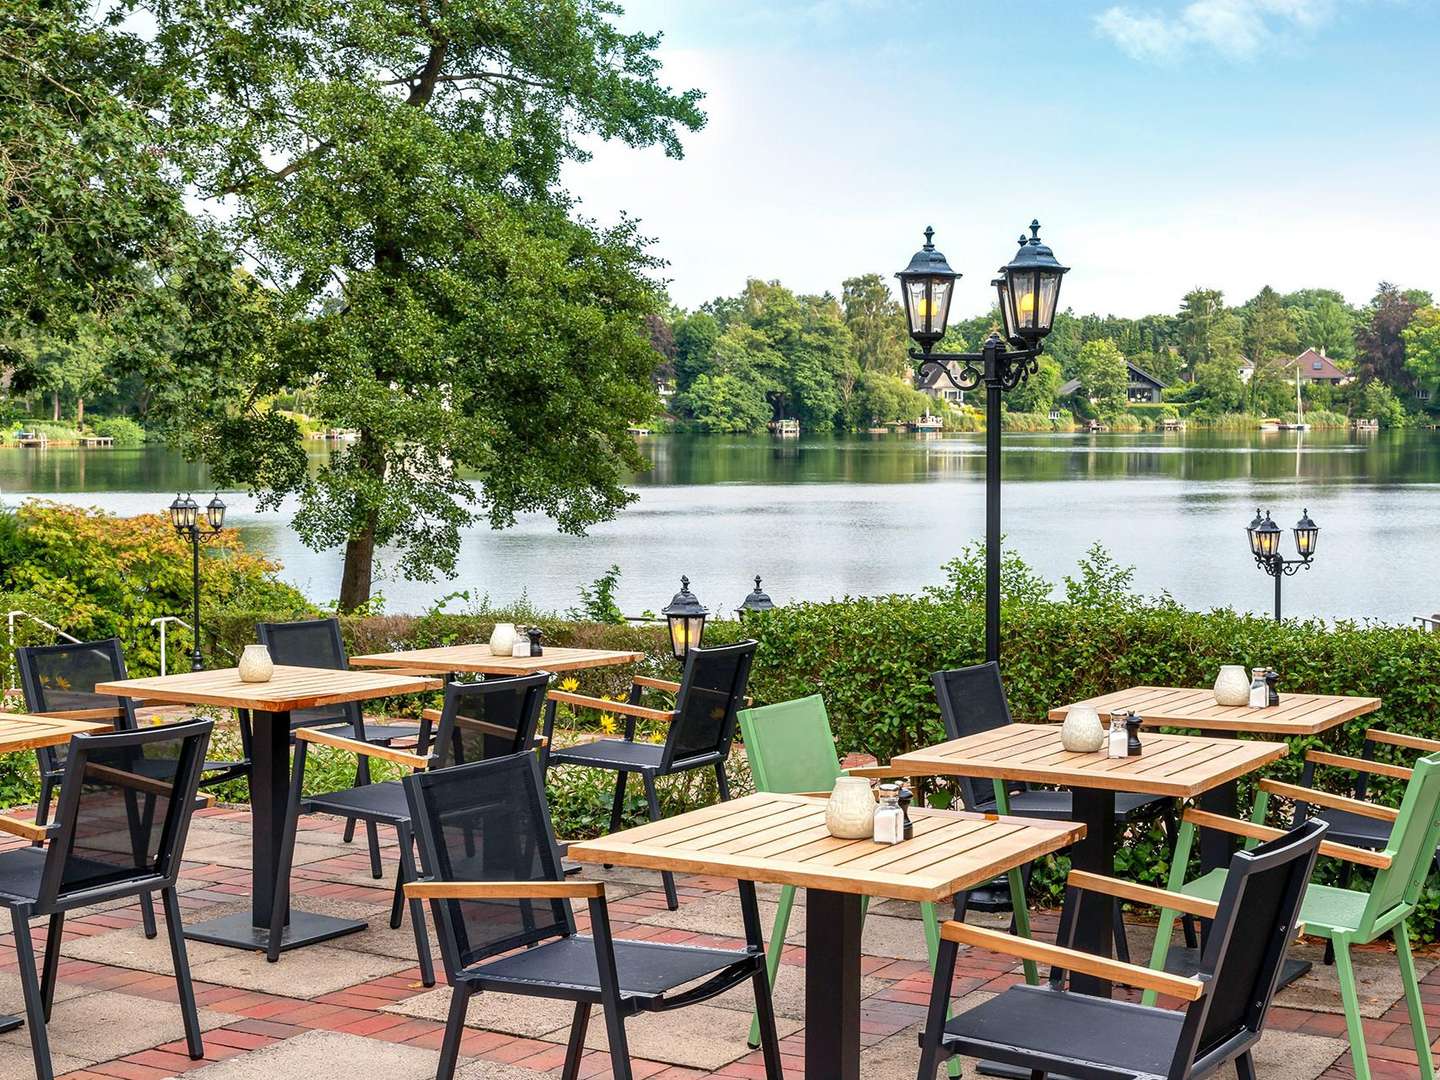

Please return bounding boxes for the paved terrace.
[0,806,1431,1080]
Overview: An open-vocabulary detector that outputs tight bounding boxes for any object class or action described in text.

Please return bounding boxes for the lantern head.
[896,226,960,353]
[1002,220,1068,343]
[662,576,708,662]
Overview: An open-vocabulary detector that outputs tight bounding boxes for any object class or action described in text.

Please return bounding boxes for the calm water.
[1,430,1436,623]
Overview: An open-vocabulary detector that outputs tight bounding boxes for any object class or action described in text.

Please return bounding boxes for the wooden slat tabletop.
[567,792,1084,903]
[1048,686,1381,736]
[0,713,111,753]
[892,724,1288,798]
[96,666,441,712]
[349,644,645,676]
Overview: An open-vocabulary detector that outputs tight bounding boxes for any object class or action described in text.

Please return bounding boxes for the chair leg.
[1142,903,1182,1008]
[397,823,435,988]
[603,770,628,869]
[161,887,205,1059]
[390,861,406,930]
[750,952,785,1080]
[40,912,63,1022]
[33,773,53,841]
[1395,920,1435,1080]
[1112,899,1130,964]
[917,936,959,1080]
[748,883,796,1049]
[11,905,55,1080]
[714,761,731,801]
[642,774,678,910]
[436,981,471,1080]
[1334,939,1372,1080]
[1234,1050,1256,1080]
[562,1002,591,1080]
[1006,866,1039,986]
[140,891,158,940]
[921,902,962,1078]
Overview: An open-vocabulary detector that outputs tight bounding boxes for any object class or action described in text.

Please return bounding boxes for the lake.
[1,429,1435,624]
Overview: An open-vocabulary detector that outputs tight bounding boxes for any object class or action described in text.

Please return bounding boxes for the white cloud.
[1095,0,1340,61]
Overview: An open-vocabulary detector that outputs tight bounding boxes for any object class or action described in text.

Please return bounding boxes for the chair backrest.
[430,673,549,770]
[737,695,843,795]
[1169,818,1326,1078]
[660,640,757,770]
[931,661,1014,810]
[37,719,213,912]
[404,752,573,979]
[256,617,347,670]
[17,638,138,773]
[1357,752,1440,931]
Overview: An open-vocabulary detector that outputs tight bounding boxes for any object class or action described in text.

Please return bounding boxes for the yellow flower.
[599,715,618,735]
[559,677,579,692]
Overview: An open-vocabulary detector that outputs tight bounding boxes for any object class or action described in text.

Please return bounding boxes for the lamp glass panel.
[1295,526,1317,557]
[1036,270,1063,333]
[1247,527,1263,557]
[206,499,226,531]
[1256,527,1280,558]
[995,279,1017,341]
[904,279,930,336]
[180,498,198,529]
[928,277,953,337]
[1009,269,1039,331]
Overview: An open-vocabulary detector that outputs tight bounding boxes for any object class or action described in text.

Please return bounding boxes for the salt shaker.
[1248,667,1268,709]
[1107,709,1129,759]
[873,784,904,845]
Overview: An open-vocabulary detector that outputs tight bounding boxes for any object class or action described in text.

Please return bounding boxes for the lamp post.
[897,222,1069,663]
[736,575,775,618]
[168,492,226,671]
[1246,508,1319,622]
[662,576,708,664]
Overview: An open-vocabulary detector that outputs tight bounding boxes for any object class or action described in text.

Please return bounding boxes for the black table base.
[805,888,864,1080]
[185,910,366,953]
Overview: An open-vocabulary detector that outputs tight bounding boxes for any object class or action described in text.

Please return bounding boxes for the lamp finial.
[1029,219,1042,242]
[922,225,934,250]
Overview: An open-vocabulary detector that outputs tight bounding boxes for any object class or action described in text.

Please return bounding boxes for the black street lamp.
[737,575,775,618]
[897,222,1069,663]
[662,576,708,663]
[1246,508,1320,622]
[168,491,226,671]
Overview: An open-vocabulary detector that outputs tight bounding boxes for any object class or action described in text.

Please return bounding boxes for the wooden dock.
[78,436,114,447]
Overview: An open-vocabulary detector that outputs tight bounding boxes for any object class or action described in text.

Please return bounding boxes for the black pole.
[1273,561,1282,624]
[190,529,204,672]
[984,340,1003,664]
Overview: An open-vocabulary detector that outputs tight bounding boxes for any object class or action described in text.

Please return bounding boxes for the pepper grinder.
[897,783,914,840]
[1125,712,1144,757]
[528,627,544,657]
[1265,668,1279,707]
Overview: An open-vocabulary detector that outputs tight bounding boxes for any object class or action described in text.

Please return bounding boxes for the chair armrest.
[1257,779,1399,823]
[32,707,123,724]
[0,814,53,842]
[1365,729,1440,756]
[1305,750,1412,781]
[546,690,677,724]
[294,727,430,769]
[843,765,910,780]
[404,880,604,901]
[1182,808,1392,869]
[632,676,682,695]
[421,707,442,723]
[941,921,1205,1002]
[1066,870,1218,920]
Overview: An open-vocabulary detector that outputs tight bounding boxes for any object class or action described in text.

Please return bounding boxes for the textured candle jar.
[1213,665,1250,706]
[1061,704,1105,752]
[488,622,517,656]
[825,777,876,839]
[237,644,274,683]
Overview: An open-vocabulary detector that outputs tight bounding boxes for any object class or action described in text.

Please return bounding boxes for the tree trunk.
[75,397,84,427]
[338,515,377,612]
[51,391,60,421]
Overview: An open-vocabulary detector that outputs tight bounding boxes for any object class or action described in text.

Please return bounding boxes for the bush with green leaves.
[91,416,146,446]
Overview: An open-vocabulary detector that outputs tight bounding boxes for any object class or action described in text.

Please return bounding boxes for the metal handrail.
[6,610,80,692]
[150,615,237,674]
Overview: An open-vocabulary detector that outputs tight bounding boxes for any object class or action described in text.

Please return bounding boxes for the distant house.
[917,361,966,406]
[1245,347,1352,387]
[1059,361,1167,404]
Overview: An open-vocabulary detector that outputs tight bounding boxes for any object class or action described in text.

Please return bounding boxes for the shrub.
[91,416,146,446]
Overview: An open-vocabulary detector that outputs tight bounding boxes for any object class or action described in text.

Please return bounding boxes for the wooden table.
[96,666,440,953]
[1048,686,1381,736]
[0,714,113,1033]
[569,791,1084,1080]
[893,724,1286,997]
[349,644,645,677]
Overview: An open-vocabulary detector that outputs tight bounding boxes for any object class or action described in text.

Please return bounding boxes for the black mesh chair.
[544,640,756,909]
[17,639,249,938]
[266,672,551,982]
[0,719,214,1080]
[916,818,1327,1080]
[933,662,1181,956]
[402,752,783,1080]
[257,618,424,876]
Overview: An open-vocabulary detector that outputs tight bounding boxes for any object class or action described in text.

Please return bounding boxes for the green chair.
[737,695,1036,1070]
[1146,752,1440,1080]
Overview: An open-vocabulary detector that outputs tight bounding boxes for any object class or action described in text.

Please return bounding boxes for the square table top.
[96,666,441,713]
[348,644,645,676]
[567,792,1085,903]
[892,724,1288,799]
[1048,686,1381,737]
[0,713,112,754]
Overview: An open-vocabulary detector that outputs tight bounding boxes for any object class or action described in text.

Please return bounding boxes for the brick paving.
[0,806,1433,1079]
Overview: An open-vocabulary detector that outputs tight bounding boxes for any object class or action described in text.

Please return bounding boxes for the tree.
[1070,340,1129,418]
[841,274,908,377]
[141,0,706,610]
[1402,307,1440,400]
[1359,381,1407,428]
[1243,286,1299,412]
[1302,298,1358,362]
[678,371,771,433]
[1191,355,1246,415]
[849,371,934,427]
[1004,356,1062,414]
[1356,283,1419,390]
[672,311,720,392]
[1175,289,1238,376]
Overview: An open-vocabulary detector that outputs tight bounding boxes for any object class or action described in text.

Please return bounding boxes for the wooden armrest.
[1066,870,1218,920]
[0,814,52,842]
[843,765,911,780]
[33,707,123,724]
[941,921,1205,1002]
[1365,729,1440,756]
[1182,808,1392,869]
[1258,779,1399,823]
[294,727,430,769]
[421,707,442,723]
[633,676,682,694]
[1306,750,1412,781]
[546,690,677,724]
[404,880,604,901]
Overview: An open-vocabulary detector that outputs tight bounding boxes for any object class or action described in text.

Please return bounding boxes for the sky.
[562,0,1440,319]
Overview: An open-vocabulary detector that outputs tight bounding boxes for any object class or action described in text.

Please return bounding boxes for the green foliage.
[569,565,627,625]
[1359,381,1408,428]
[925,538,1053,608]
[1004,355,1062,414]
[1063,543,1136,608]
[1402,306,1440,400]
[679,370,773,432]
[92,416,146,446]
[849,371,934,427]
[841,274,908,378]
[1070,339,1129,418]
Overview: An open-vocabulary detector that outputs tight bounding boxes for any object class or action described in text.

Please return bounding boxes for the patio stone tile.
[0,989,238,1066]
[201,840,342,870]
[454,1060,552,1079]
[181,1028,440,1079]
[1250,1029,1349,1078]
[1276,941,1440,1019]
[542,1002,802,1069]
[0,1041,92,1077]
[383,987,575,1038]
[0,971,96,1012]
[60,923,239,973]
[638,895,794,942]
[706,965,890,1021]
[189,944,413,997]
[798,913,932,961]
